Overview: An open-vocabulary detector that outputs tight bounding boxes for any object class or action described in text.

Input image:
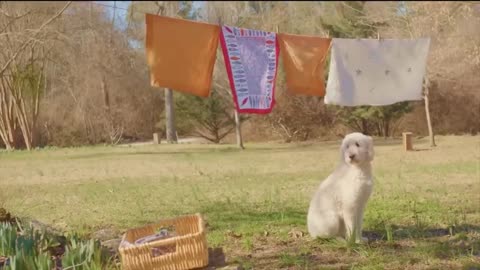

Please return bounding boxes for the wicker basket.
[119,213,209,270]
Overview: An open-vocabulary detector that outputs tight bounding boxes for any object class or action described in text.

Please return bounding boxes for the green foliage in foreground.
[0,221,116,270]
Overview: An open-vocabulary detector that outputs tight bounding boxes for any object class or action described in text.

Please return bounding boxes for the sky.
[97,1,205,31]
[95,1,204,49]
[96,1,130,31]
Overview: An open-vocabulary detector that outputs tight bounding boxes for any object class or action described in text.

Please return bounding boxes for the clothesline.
[91,2,129,12]
[90,1,403,17]
[90,1,384,27]
[87,1,425,42]
[91,2,179,16]
[88,1,442,32]
[90,1,378,39]
[145,13,431,114]
[89,1,399,32]
[90,1,190,21]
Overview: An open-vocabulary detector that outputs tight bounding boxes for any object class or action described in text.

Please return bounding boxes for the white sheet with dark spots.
[325,38,431,106]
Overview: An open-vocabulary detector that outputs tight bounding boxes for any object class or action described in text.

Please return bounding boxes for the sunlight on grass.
[0,135,479,268]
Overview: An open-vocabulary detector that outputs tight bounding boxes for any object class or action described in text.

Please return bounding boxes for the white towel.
[325,38,431,106]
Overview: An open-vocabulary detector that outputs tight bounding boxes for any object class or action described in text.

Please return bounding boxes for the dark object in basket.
[134,228,176,245]
[134,228,178,257]
[151,243,176,257]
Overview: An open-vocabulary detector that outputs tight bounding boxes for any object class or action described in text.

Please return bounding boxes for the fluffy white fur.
[307,132,375,243]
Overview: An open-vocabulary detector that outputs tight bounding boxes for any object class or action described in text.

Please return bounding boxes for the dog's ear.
[366,136,374,161]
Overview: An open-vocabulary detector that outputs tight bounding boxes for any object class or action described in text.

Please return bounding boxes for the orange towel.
[145,14,220,97]
[278,33,331,96]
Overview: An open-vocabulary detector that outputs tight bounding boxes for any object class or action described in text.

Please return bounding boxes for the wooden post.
[165,88,178,144]
[234,109,244,149]
[403,132,413,151]
[423,77,436,147]
[157,4,177,145]
[153,133,161,144]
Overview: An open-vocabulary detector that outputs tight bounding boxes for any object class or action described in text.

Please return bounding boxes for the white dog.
[307,132,375,243]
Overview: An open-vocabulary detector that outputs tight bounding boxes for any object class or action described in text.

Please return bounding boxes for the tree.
[334,102,413,137]
[175,88,236,144]
[0,2,71,150]
[319,1,379,38]
[10,60,46,149]
[30,1,163,147]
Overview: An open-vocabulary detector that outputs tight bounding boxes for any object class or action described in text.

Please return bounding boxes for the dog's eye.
[355,142,360,147]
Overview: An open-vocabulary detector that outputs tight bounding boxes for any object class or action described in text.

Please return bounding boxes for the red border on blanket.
[219,27,278,115]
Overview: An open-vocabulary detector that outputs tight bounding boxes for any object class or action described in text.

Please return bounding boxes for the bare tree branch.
[0,6,32,19]
[0,9,33,34]
[0,1,72,77]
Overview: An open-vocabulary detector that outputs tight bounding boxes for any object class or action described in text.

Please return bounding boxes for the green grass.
[1,135,479,269]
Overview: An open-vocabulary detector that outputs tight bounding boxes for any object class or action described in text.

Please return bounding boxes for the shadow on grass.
[65,137,411,160]
[200,203,307,231]
[194,199,480,269]
[412,148,432,152]
[364,224,480,241]
[66,143,322,160]
[205,247,227,269]
[68,151,193,159]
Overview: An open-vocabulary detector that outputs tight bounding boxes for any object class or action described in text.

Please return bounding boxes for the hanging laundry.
[220,25,279,114]
[278,33,331,96]
[325,38,431,106]
[145,14,220,97]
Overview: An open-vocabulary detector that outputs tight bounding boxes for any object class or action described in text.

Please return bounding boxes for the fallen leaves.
[226,230,243,239]
[288,228,305,239]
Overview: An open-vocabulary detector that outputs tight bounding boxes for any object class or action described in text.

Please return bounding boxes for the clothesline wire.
[91,2,177,16]
[88,1,382,35]
[92,2,130,13]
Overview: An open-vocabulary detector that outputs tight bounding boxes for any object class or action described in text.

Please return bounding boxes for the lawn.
[1,135,479,269]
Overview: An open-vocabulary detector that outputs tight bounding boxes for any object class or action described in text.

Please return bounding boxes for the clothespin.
[155,1,163,16]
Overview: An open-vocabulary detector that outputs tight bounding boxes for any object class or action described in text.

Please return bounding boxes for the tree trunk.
[215,132,220,144]
[384,119,390,139]
[31,69,43,147]
[234,109,244,149]
[9,81,33,150]
[361,119,368,135]
[157,4,178,145]
[0,88,14,149]
[0,77,17,149]
[424,78,436,147]
[164,88,177,143]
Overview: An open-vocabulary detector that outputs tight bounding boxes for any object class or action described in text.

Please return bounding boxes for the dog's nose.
[349,154,356,160]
